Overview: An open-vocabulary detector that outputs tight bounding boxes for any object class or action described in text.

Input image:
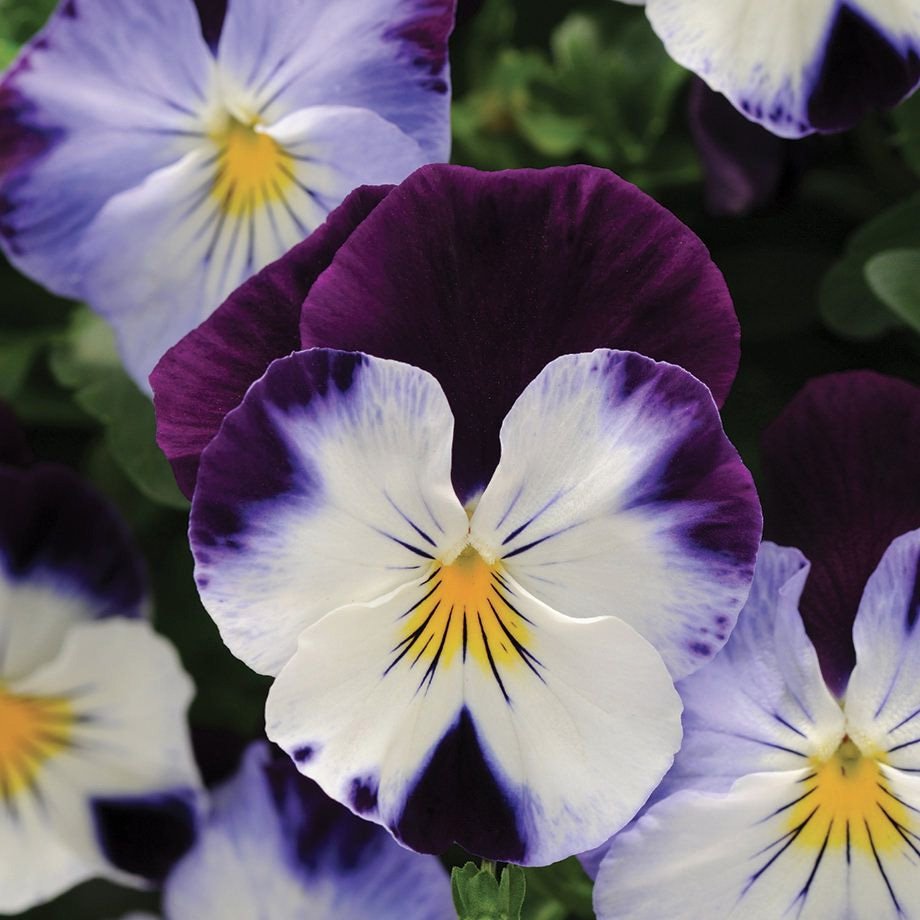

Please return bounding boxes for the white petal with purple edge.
[595,765,920,920]
[470,349,760,680]
[846,528,920,772]
[191,350,469,677]
[164,743,452,920]
[266,570,681,865]
[216,0,453,159]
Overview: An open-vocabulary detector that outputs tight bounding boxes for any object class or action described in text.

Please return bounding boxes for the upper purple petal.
[298,164,740,501]
[151,184,393,499]
[761,371,920,694]
[0,463,148,618]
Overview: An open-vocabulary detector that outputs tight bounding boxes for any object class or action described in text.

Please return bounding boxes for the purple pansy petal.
[687,78,788,217]
[216,0,454,161]
[639,0,920,138]
[846,528,920,773]
[0,400,32,467]
[761,371,920,695]
[151,183,391,499]
[0,0,214,296]
[299,164,740,502]
[164,743,452,919]
[0,464,147,680]
[471,350,761,680]
[190,349,469,677]
[267,575,681,865]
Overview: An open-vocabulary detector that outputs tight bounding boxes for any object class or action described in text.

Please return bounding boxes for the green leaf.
[865,248,920,333]
[452,862,526,920]
[48,308,188,510]
[893,91,920,179]
[523,857,594,920]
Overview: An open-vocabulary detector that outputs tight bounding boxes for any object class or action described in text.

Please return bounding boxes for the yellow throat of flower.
[389,546,540,697]
[0,684,73,800]
[789,737,911,856]
[211,116,295,217]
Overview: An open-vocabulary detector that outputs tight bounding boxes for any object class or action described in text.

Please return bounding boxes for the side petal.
[150,183,391,498]
[663,543,844,799]
[595,766,920,920]
[0,464,147,680]
[847,528,920,773]
[0,619,201,905]
[0,0,214,296]
[190,349,469,677]
[216,0,454,161]
[164,743,452,920]
[299,164,741,502]
[762,371,920,695]
[471,349,761,680]
[643,0,920,137]
[267,573,682,866]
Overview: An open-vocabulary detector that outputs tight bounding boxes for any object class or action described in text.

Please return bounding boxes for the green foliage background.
[1,1,919,917]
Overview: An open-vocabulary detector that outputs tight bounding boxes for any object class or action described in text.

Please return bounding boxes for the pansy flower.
[163,742,452,919]
[0,406,202,912]
[0,0,455,389]
[594,372,920,918]
[620,1,920,137]
[154,164,763,863]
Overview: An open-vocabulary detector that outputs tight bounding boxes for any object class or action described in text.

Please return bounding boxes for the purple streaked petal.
[164,742,452,920]
[299,164,740,502]
[761,371,920,695]
[151,183,391,499]
[471,349,762,680]
[190,349,468,676]
[216,0,455,161]
[0,0,213,297]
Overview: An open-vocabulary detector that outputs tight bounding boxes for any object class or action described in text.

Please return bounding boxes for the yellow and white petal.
[595,765,920,920]
[470,350,761,680]
[267,564,681,865]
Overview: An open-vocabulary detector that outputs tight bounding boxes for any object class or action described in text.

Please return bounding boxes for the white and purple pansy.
[620,0,920,138]
[594,372,920,919]
[0,0,455,390]
[163,742,452,919]
[0,408,203,912]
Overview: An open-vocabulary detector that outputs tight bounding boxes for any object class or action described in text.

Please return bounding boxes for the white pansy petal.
[641,0,920,138]
[847,528,920,772]
[663,542,844,799]
[267,569,681,866]
[191,349,469,677]
[595,767,920,920]
[471,349,761,680]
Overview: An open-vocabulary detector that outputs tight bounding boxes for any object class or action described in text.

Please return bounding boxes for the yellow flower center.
[388,547,541,699]
[0,684,73,799]
[789,737,911,856]
[211,116,295,217]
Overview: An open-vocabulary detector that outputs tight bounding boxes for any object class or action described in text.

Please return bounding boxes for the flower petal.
[643,0,920,137]
[846,528,920,773]
[0,0,214,296]
[0,619,201,908]
[470,349,761,680]
[191,349,469,677]
[595,766,920,920]
[267,571,681,866]
[299,165,740,502]
[661,542,844,800]
[164,742,452,919]
[0,464,147,680]
[216,0,454,160]
[151,183,391,498]
[762,371,920,695]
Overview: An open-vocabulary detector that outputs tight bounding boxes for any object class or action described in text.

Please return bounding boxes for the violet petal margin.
[298,164,740,501]
[151,184,393,499]
[761,370,920,696]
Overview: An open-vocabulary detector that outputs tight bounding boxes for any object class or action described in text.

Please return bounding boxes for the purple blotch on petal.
[762,371,920,694]
[349,776,379,815]
[395,706,526,861]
